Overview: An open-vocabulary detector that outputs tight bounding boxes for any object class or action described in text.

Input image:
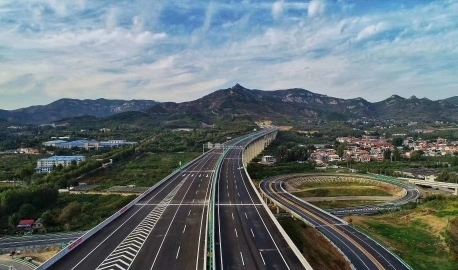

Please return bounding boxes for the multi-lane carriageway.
[44,129,303,270]
[48,147,221,270]
[214,137,303,270]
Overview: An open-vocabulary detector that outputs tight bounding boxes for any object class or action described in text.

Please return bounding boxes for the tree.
[8,213,20,228]
[383,149,392,160]
[337,143,347,158]
[18,203,37,219]
[56,164,64,172]
[410,150,424,161]
[392,148,401,161]
[392,137,404,147]
[41,210,54,229]
[436,170,458,183]
[59,202,82,223]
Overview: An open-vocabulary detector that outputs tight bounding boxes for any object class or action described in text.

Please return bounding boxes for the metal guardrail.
[208,147,228,270]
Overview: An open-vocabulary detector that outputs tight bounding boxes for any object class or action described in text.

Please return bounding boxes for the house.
[17,219,35,230]
[35,156,86,173]
[358,154,371,163]
[261,155,276,164]
[17,148,39,154]
[42,140,67,147]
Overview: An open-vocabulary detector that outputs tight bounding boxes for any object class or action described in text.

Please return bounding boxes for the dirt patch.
[277,126,293,131]
[16,246,60,263]
[404,208,448,238]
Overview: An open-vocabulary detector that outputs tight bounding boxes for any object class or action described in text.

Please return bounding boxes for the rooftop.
[40,156,85,162]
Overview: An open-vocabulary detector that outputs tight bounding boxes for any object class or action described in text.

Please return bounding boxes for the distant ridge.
[0,98,158,124]
[2,85,458,125]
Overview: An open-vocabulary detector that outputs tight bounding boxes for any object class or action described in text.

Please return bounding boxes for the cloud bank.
[0,0,457,109]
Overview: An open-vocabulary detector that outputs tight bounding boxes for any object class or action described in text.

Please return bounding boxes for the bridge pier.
[243,130,277,164]
[455,188,457,196]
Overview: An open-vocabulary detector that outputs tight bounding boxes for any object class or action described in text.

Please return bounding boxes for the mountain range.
[1,85,458,126]
[0,99,158,124]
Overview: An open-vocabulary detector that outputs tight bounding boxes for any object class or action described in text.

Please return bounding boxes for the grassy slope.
[310,200,380,209]
[293,187,392,197]
[279,217,351,270]
[82,151,200,189]
[347,197,458,270]
[297,181,381,189]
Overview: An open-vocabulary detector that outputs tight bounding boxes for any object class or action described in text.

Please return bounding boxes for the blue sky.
[0,0,457,109]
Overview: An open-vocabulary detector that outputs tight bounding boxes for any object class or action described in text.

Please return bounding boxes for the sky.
[0,0,457,110]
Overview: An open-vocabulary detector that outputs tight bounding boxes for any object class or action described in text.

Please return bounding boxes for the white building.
[36,156,86,173]
[261,155,276,164]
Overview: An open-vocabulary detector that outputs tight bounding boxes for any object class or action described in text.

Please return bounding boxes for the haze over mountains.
[2,84,458,125]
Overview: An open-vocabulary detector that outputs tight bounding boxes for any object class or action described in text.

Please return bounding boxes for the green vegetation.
[47,193,137,231]
[0,123,254,236]
[247,162,315,180]
[354,219,452,270]
[84,151,200,189]
[297,181,378,189]
[448,216,458,260]
[349,195,458,270]
[0,154,42,182]
[310,200,379,209]
[279,217,350,270]
[0,187,59,232]
[294,187,392,197]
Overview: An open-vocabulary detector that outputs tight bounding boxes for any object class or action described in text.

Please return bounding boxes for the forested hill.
[145,84,458,126]
[0,99,158,124]
[3,84,458,126]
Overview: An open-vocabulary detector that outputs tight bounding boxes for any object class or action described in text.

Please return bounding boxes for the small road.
[329,178,420,217]
[261,178,412,270]
[0,232,84,251]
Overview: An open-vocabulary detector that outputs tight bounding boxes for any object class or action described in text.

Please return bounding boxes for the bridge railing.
[37,152,208,270]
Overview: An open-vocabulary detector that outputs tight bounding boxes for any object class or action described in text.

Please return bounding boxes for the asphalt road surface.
[261,179,411,270]
[330,180,420,217]
[0,232,84,251]
[215,140,303,270]
[48,149,221,270]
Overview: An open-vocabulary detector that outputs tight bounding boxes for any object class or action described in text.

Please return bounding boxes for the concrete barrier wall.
[38,153,208,270]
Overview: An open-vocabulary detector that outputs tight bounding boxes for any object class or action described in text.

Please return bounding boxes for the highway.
[47,148,221,270]
[0,232,84,251]
[261,178,411,270]
[215,139,303,270]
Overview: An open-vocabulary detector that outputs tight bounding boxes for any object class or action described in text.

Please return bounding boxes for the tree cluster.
[0,187,58,215]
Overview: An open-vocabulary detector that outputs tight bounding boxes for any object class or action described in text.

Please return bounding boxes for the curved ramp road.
[330,177,420,217]
[47,149,221,270]
[261,178,412,270]
[214,139,303,270]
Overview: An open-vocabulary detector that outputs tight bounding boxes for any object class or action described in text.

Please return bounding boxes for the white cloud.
[308,0,326,18]
[356,22,387,41]
[0,0,457,109]
[272,0,284,20]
